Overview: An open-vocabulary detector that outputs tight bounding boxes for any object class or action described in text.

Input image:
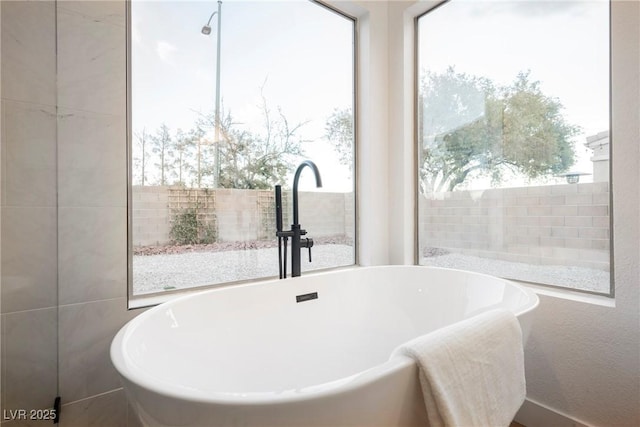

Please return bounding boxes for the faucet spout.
[275,160,322,278]
[292,160,322,226]
[271,160,321,278]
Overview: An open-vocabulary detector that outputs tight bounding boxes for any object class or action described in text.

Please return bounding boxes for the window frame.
[413,0,613,297]
[125,0,359,308]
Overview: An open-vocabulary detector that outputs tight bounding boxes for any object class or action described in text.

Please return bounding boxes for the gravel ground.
[421,253,610,293]
[133,244,354,294]
[134,243,609,295]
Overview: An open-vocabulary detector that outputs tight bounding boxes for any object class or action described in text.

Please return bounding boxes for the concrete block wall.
[131,186,354,246]
[344,192,355,240]
[215,188,261,242]
[420,182,610,270]
[297,191,350,239]
[131,186,170,246]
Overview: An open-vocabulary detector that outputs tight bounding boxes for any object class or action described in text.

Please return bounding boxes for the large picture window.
[129,1,356,299]
[417,0,611,294]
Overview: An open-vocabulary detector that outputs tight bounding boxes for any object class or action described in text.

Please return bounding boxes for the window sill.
[516,280,615,308]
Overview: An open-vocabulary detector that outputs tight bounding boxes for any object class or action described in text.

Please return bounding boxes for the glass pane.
[131,1,355,296]
[417,0,610,294]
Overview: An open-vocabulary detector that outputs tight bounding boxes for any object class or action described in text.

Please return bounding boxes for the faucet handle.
[301,237,314,262]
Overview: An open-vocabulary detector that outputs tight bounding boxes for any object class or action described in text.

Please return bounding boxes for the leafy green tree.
[325,107,354,170]
[419,67,579,193]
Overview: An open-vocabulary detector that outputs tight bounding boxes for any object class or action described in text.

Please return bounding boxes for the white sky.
[132,0,355,191]
[133,0,609,191]
[418,0,610,186]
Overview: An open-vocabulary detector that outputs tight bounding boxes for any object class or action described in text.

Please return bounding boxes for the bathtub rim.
[111,265,539,406]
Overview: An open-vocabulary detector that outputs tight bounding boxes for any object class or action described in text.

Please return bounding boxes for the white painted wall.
[387,1,417,265]
[515,3,639,425]
[353,1,391,266]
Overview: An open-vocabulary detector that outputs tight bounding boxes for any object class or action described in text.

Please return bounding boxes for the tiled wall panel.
[58,298,138,404]
[1,0,136,422]
[55,1,137,423]
[0,0,58,419]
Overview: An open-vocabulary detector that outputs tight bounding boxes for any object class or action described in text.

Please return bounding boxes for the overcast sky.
[132,0,355,191]
[132,0,609,190]
[418,0,609,185]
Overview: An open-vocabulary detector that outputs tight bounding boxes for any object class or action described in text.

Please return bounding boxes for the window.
[129,1,356,299]
[416,0,611,294]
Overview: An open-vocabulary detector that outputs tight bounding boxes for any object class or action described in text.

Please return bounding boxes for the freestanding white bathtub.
[111,266,539,427]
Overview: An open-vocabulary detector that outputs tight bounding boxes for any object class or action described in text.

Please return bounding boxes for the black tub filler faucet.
[275,160,323,278]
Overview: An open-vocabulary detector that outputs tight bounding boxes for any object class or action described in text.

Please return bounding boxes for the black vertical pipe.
[275,185,283,279]
[275,185,283,232]
[291,224,301,277]
[283,237,288,278]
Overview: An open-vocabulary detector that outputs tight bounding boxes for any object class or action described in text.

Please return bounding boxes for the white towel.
[394,309,526,427]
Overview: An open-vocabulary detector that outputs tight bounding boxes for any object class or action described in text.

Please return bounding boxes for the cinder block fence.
[132,186,354,246]
[134,183,609,272]
[419,182,610,271]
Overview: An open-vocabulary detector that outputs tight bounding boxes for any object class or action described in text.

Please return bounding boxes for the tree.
[170,129,195,187]
[138,89,307,190]
[198,93,307,189]
[418,67,579,193]
[133,128,149,186]
[325,107,354,170]
[182,121,211,188]
[150,123,173,186]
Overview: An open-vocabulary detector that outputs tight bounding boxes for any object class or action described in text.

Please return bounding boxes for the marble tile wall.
[55,1,140,425]
[1,1,140,425]
[1,0,59,419]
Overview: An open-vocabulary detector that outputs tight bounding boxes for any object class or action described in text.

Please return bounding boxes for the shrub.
[169,208,217,245]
